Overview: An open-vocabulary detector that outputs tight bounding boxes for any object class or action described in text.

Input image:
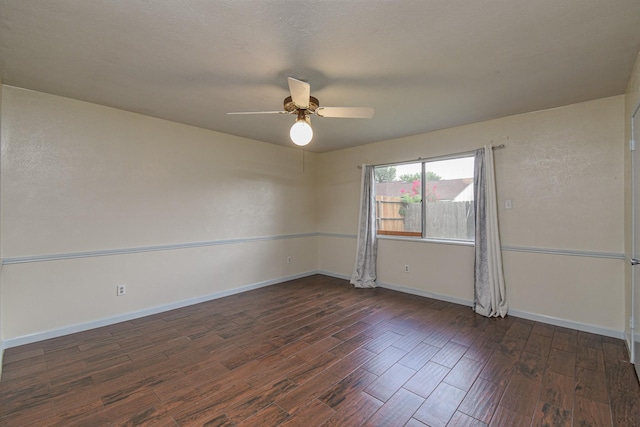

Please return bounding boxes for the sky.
[394,156,474,180]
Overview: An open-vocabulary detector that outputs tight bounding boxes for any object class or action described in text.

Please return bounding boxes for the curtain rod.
[357,144,506,169]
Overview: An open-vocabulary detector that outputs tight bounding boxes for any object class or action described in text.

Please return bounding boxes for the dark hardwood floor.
[1,274,639,426]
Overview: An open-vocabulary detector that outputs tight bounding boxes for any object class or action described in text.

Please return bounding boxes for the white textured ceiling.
[1,1,639,152]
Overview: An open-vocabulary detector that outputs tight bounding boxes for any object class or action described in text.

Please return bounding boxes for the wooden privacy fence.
[376,196,407,233]
[376,196,475,240]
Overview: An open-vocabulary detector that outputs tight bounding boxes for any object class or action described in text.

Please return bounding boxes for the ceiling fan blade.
[227,111,287,115]
[288,77,310,109]
[316,107,375,119]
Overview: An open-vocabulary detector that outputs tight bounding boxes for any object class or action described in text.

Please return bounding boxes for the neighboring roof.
[376,178,473,201]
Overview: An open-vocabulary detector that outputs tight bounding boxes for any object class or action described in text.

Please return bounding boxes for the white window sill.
[377,235,474,247]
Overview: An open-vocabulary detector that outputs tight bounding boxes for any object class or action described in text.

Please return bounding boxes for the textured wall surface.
[0,86,628,343]
[2,87,317,257]
[318,96,625,334]
[1,86,318,340]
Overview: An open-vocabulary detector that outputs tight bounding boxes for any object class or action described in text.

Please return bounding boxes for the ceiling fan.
[227,77,375,146]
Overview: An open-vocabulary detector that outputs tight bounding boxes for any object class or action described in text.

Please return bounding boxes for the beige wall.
[0,85,628,346]
[318,96,625,335]
[0,86,318,342]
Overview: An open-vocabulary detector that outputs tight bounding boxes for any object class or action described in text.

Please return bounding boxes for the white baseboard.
[507,309,624,340]
[317,270,625,340]
[377,281,474,308]
[2,271,318,350]
[3,269,626,351]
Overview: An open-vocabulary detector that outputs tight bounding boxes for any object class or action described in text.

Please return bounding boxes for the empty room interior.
[1,1,640,426]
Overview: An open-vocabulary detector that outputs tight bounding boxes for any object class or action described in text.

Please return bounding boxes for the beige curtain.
[474,146,508,317]
[351,165,378,288]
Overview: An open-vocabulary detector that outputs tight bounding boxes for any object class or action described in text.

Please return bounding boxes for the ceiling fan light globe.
[290,120,313,146]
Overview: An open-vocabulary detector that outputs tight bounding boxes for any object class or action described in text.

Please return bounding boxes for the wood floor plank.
[464,336,498,364]
[531,323,555,338]
[479,352,517,386]
[608,388,640,427]
[451,325,483,347]
[497,334,527,358]
[577,347,606,372]
[603,341,630,364]
[552,330,578,353]
[225,378,297,424]
[392,330,430,352]
[506,320,533,340]
[289,355,340,388]
[279,399,335,427]
[605,360,640,395]
[516,350,546,381]
[398,342,440,371]
[364,363,416,402]
[575,365,610,404]
[318,367,378,410]
[489,406,531,426]
[0,399,56,427]
[319,391,383,427]
[74,390,160,426]
[458,377,504,424]
[431,341,469,368]
[0,274,636,426]
[447,411,489,427]
[403,361,451,399]
[524,333,553,358]
[531,401,572,427]
[540,370,575,411]
[295,336,342,362]
[361,345,408,376]
[444,356,486,391]
[363,387,424,427]
[610,390,640,427]
[413,382,467,427]
[325,347,376,379]
[547,348,577,377]
[498,374,542,418]
[172,382,253,426]
[573,396,613,427]
[275,370,341,415]
[364,330,404,354]
[234,403,291,427]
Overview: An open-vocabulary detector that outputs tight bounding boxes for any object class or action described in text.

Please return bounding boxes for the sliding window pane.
[374,163,422,237]
[423,156,475,240]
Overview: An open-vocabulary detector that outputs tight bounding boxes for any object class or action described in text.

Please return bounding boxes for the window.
[374,155,475,241]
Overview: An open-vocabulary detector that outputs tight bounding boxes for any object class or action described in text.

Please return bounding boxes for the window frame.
[374,153,475,243]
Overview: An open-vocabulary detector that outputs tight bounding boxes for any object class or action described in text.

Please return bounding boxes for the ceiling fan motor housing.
[284,96,319,114]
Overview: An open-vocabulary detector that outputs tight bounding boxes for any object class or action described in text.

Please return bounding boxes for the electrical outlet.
[287,256,292,264]
[405,265,410,273]
[117,284,127,296]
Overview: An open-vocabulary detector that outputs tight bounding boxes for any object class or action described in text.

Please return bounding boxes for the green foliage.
[398,179,441,216]
[425,171,442,181]
[375,166,396,183]
[398,171,442,183]
[399,180,422,216]
[398,172,420,182]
